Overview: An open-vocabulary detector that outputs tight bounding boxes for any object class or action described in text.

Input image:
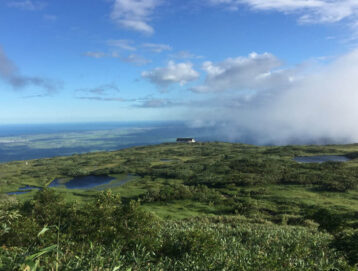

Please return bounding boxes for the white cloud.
[111,0,161,34]
[142,43,172,53]
[7,0,46,10]
[192,52,292,93]
[142,61,200,89]
[208,0,358,26]
[107,39,136,51]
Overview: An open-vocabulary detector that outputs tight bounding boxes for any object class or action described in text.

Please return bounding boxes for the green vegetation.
[2,142,358,269]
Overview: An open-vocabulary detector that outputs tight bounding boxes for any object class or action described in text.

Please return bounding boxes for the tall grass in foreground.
[0,190,355,270]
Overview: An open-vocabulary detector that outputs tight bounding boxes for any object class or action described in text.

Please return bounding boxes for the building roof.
[176,138,195,142]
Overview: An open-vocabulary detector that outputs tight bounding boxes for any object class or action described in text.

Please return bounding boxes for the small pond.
[49,175,115,189]
[294,155,350,163]
[7,191,31,195]
[7,175,135,195]
[18,185,41,191]
[160,159,173,162]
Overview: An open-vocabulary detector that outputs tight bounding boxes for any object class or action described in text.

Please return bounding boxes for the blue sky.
[1,0,358,139]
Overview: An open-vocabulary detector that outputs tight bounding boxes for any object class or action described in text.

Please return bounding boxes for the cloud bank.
[184,49,358,145]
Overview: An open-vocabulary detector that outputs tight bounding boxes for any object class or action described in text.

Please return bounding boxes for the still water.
[7,175,133,195]
[294,155,350,163]
[48,175,115,189]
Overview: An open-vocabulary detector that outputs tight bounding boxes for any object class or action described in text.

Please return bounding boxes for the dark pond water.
[7,191,31,195]
[7,185,41,195]
[95,174,135,190]
[294,155,350,163]
[49,175,115,189]
[18,185,41,191]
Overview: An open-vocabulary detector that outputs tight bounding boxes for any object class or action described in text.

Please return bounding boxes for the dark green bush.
[331,229,358,265]
[161,228,219,258]
[308,208,346,234]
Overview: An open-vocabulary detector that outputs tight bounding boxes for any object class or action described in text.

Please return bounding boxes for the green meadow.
[1,142,358,270]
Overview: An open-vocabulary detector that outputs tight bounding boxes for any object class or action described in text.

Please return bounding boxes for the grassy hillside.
[1,142,358,270]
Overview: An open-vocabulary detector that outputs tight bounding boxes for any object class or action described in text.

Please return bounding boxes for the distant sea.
[0,122,168,137]
[0,122,217,163]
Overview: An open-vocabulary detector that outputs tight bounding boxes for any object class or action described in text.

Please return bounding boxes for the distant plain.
[0,122,216,163]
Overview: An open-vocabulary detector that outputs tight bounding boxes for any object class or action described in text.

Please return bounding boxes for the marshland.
[1,142,358,270]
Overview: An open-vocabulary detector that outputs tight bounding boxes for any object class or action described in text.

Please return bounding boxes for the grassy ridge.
[1,142,358,269]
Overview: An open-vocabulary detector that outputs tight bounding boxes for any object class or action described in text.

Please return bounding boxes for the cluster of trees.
[141,183,224,204]
[133,157,358,192]
[1,190,159,251]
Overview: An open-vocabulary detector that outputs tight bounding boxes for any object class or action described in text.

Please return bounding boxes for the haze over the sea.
[0,121,356,163]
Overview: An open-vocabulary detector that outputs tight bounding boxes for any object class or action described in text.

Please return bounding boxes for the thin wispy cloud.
[107,41,171,54]
[107,39,136,51]
[136,98,179,108]
[121,54,151,66]
[83,50,151,66]
[7,0,46,11]
[43,14,57,21]
[171,51,203,59]
[111,0,162,34]
[0,46,61,95]
[22,93,53,99]
[75,83,125,102]
[142,61,200,89]
[84,51,107,59]
[76,84,120,96]
[208,0,358,27]
[142,43,172,53]
[77,96,127,102]
[77,96,176,106]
